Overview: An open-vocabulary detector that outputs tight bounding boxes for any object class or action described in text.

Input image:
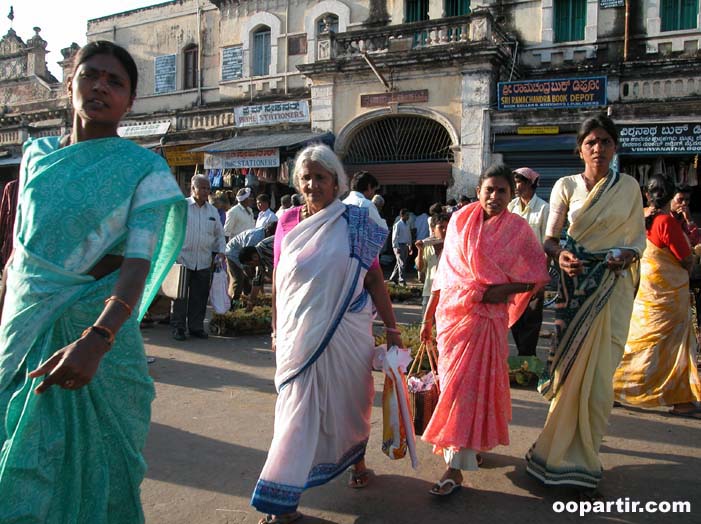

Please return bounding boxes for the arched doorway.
[341,113,456,222]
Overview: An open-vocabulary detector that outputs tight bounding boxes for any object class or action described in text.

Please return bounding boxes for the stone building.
[0,27,73,187]
[2,1,699,211]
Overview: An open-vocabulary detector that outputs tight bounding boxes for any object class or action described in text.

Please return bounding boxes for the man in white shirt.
[224,187,255,239]
[276,194,292,218]
[342,171,387,229]
[389,208,412,285]
[172,174,226,341]
[255,193,278,228]
[507,167,550,356]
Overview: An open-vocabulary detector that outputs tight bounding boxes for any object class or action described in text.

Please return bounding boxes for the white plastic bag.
[209,260,230,314]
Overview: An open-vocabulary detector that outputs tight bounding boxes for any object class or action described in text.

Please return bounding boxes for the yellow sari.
[614,240,701,406]
[526,172,646,489]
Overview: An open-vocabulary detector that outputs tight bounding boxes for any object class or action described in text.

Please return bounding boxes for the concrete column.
[311,83,334,133]
[456,70,491,199]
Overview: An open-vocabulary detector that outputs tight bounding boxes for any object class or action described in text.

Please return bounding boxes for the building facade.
[1,1,699,211]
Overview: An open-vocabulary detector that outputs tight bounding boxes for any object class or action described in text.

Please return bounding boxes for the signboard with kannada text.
[618,123,701,155]
[600,0,624,8]
[221,46,243,81]
[204,148,280,169]
[360,90,429,108]
[498,77,607,111]
[234,101,310,127]
[164,145,205,167]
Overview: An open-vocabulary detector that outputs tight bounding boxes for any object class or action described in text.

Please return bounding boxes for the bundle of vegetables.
[385,283,423,302]
[209,306,272,336]
[507,356,545,387]
[240,294,273,309]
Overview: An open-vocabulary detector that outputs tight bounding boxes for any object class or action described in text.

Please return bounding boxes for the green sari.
[0,137,186,523]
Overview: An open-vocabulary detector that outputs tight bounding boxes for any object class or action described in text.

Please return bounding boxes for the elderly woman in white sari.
[251,144,401,524]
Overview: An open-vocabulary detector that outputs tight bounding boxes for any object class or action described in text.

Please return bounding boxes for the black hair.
[458,195,470,204]
[514,172,539,190]
[72,40,138,96]
[428,203,443,216]
[257,193,270,203]
[264,221,278,237]
[239,246,259,265]
[280,194,292,206]
[478,163,516,196]
[350,171,379,192]
[291,194,304,206]
[575,113,618,154]
[675,183,692,196]
[399,208,409,216]
[645,175,676,231]
[446,198,457,207]
[430,212,451,228]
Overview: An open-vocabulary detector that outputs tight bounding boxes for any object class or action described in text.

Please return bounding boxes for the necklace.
[301,205,312,220]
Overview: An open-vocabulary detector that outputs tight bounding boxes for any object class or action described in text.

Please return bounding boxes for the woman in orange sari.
[420,164,550,495]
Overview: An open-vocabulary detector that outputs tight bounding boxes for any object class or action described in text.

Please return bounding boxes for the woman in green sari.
[525,114,646,500]
[0,41,186,522]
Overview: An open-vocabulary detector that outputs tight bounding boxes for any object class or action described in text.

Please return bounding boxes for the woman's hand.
[29,332,110,394]
[559,250,584,277]
[386,330,403,349]
[606,248,637,271]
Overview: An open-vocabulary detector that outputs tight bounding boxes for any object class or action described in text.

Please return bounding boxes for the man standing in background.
[507,167,549,356]
[343,171,386,228]
[172,174,226,341]
[389,208,412,286]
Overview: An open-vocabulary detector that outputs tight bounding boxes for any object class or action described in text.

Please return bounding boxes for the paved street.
[139,304,699,524]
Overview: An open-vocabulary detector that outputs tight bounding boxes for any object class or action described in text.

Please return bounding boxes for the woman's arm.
[0,249,13,322]
[420,290,440,343]
[364,265,402,348]
[29,258,151,393]
[415,241,425,273]
[482,282,535,304]
[271,268,277,351]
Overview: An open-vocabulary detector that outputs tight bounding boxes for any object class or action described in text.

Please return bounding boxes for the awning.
[191,131,334,153]
[493,134,577,152]
[0,156,21,167]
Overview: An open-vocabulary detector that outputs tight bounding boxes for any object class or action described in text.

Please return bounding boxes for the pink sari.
[423,202,549,452]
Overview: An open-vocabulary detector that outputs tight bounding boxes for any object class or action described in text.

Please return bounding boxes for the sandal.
[429,478,461,497]
[258,511,303,524]
[348,468,373,489]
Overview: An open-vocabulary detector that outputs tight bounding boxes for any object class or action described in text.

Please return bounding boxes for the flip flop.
[668,408,701,419]
[348,468,373,489]
[258,511,303,524]
[429,478,461,497]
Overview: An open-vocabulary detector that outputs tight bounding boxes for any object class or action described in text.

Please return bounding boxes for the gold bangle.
[105,295,133,316]
[82,325,115,348]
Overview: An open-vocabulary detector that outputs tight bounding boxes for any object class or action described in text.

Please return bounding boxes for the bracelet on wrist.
[82,325,115,348]
[105,295,133,316]
[385,326,401,335]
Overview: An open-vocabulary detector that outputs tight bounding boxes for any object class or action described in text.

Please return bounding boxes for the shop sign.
[600,0,624,8]
[234,101,310,127]
[517,126,560,135]
[154,54,176,94]
[497,77,607,111]
[360,90,429,108]
[165,145,205,167]
[618,123,701,155]
[204,148,280,169]
[117,121,171,138]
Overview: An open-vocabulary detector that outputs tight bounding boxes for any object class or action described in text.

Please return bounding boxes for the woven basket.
[407,341,440,436]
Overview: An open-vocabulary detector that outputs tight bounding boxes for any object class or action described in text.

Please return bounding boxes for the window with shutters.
[445,0,470,17]
[183,45,198,90]
[554,0,586,42]
[252,27,271,77]
[406,0,429,23]
[660,0,699,31]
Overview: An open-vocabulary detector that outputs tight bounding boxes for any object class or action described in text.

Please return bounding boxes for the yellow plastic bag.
[381,372,407,460]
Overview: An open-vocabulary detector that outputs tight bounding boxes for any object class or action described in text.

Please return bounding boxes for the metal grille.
[344,116,454,164]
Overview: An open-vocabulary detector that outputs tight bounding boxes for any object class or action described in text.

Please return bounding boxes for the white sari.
[251,200,387,515]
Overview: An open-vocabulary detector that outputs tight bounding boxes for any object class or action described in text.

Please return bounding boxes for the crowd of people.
[0,40,698,524]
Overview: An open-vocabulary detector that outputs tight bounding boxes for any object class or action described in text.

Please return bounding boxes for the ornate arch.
[335,106,460,159]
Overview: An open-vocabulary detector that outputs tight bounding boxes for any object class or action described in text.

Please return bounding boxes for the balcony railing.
[317,10,509,61]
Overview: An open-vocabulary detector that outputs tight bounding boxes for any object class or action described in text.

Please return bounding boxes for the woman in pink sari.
[421,164,550,496]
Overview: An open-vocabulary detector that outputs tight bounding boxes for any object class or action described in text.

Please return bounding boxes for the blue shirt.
[225,226,266,268]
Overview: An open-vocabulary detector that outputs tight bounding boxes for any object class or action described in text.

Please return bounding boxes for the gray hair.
[293,144,348,196]
[191,174,209,188]
[371,194,385,208]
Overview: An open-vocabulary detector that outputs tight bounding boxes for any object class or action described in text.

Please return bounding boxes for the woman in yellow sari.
[613,175,701,416]
[525,114,646,499]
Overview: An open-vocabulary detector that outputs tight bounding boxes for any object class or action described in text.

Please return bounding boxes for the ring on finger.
[63,379,76,388]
